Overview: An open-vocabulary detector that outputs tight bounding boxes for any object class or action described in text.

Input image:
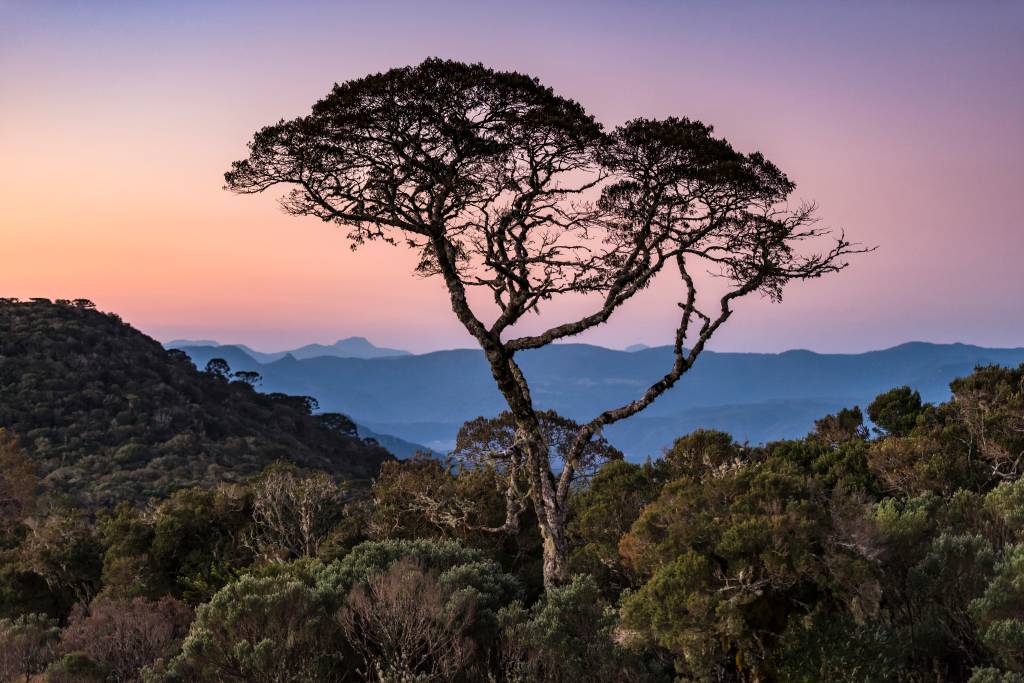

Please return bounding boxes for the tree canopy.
[227,58,869,587]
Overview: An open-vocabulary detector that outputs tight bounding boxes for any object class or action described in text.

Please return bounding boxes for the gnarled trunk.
[519,424,571,590]
[538,505,570,589]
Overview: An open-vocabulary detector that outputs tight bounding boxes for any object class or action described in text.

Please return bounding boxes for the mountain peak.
[337,336,371,344]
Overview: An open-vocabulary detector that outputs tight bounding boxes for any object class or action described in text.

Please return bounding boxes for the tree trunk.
[526,432,570,590]
[480,346,572,590]
[539,512,570,589]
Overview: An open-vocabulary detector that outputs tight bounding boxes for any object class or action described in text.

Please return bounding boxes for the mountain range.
[166,336,410,362]
[172,339,1024,458]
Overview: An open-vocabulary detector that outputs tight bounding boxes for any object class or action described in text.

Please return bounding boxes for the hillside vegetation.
[0,299,391,506]
[2,299,1024,681]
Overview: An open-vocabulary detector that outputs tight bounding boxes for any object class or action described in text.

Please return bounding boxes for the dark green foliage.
[773,611,901,682]
[369,455,545,595]
[972,544,1024,673]
[0,299,391,506]
[619,454,842,680]
[161,561,343,682]
[317,538,521,617]
[498,574,662,682]
[662,429,743,479]
[568,459,663,593]
[21,508,103,606]
[761,436,876,494]
[47,652,108,683]
[951,364,1024,481]
[149,486,253,604]
[95,503,167,600]
[162,539,521,682]
[812,405,869,444]
[868,386,924,436]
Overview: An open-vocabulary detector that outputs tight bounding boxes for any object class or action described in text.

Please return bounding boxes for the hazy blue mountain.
[176,341,1024,459]
[625,344,651,352]
[166,336,410,361]
[355,424,440,458]
[166,338,220,347]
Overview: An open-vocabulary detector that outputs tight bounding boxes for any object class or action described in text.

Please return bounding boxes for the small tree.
[165,565,341,682]
[0,612,59,683]
[21,509,102,606]
[233,370,262,387]
[203,358,232,381]
[0,429,37,535]
[338,559,478,682]
[868,386,923,437]
[245,463,347,562]
[498,574,652,682]
[226,58,867,587]
[59,597,193,683]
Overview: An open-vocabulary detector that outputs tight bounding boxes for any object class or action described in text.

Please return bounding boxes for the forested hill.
[0,299,391,506]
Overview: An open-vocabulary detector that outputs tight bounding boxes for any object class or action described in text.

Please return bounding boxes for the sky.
[1,0,1022,353]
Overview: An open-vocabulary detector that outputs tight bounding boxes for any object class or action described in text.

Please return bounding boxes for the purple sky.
[2,1,1022,352]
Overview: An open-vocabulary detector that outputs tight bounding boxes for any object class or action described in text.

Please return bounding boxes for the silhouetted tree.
[233,370,261,387]
[317,412,358,437]
[226,58,868,587]
[203,358,232,381]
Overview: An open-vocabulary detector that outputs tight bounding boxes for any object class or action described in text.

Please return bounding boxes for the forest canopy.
[2,301,1024,681]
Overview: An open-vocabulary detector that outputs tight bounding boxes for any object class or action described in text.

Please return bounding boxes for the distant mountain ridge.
[175,340,1024,458]
[165,336,410,361]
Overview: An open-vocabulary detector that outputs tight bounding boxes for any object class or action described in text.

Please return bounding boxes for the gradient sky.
[2,1,1022,353]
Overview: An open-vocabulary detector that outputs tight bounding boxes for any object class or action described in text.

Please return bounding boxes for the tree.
[662,429,743,479]
[972,544,1024,674]
[388,411,623,542]
[618,455,851,680]
[498,574,658,682]
[567,459,663,594]
[0,429,36,540]
[951,365,1024,481]
[58,597,193,683]
[203,358,232,381]
[150,487,252,604]
[317,412,358,437]
[812,406,869,445]
[338,559,478,682]
[21,509,102,606]
[233,370,262,387]
[0,612,59,683]
[226,58,867,588]
[245,463,347,562]
[163,564,342,683]
[47,651,107,683]
[868,386,923,437]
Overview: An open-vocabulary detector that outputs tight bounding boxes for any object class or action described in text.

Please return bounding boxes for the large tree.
[226,58,866,588]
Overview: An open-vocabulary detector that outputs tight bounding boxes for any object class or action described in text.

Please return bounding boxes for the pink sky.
[2,1,1022,353]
